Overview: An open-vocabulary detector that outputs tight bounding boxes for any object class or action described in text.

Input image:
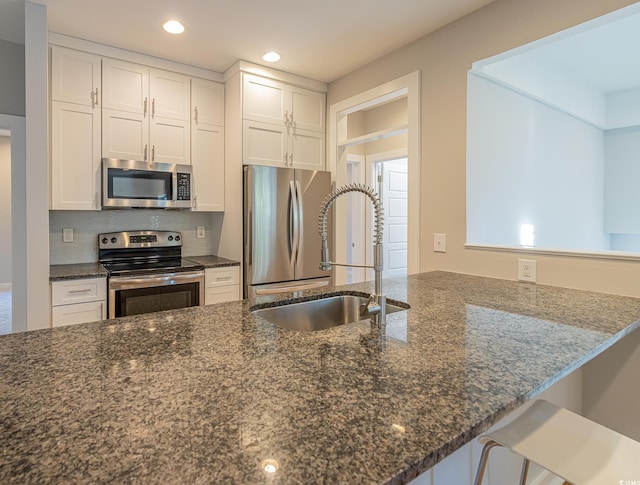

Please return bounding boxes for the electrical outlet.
[433,233,447,253]
[196,226,205,239]
[518,259,537,283]
[63,228,74,243]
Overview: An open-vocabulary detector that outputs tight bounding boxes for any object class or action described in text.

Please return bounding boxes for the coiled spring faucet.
[318,183,386,325]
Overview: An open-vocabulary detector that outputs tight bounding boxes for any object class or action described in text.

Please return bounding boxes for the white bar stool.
[473,399,640,485]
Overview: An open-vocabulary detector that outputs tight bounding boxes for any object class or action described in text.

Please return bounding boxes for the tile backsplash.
[50,210,224,264]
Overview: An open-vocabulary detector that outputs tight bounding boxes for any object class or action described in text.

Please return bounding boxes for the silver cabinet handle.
[283,153,288,166]
[152,145,155,161]
[216,276,233,281]
[152,98,155,118]
[193,195,197,210]
[68,289,92,294]
[144,144,148,161]
[194,106,198,124]
[93,88,99,107]
[144,97,148,117]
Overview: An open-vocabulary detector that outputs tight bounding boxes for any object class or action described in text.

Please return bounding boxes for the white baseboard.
[0,283,11,292]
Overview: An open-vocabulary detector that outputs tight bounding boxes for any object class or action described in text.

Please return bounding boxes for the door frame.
[364,149,408,279]
[329,71,420,285]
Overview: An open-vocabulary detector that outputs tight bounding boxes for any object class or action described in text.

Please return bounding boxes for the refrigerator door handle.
[295,180,304,267]
[254,280,330,295]
[289,180,299,267]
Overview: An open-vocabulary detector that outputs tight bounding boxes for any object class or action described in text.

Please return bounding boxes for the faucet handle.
[360,294,382,317]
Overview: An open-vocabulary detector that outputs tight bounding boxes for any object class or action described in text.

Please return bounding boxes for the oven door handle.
[109,271,204,290]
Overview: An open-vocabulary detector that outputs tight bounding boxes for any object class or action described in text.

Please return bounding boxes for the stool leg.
[519,458,530,485]
[473,440,501,485]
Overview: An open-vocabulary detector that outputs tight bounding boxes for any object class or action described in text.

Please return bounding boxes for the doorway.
[0,130,11,335]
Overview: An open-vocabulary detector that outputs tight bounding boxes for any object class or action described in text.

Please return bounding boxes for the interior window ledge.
[465,243,640,262]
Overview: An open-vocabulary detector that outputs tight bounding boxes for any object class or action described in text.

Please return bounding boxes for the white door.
[51,101,101,210]
[290,128,325,170]
[51,46,101,107]
[345,155,366,284]
[102,108,148,161]
[102,59,149,115]
[191,78,224,126]
[242,119,287,167]
[242,74,287,125]
[150,117,190,164]
[381,159,408,278]
[290,86,325,132]
[192,123,224,211]
[150,68,191,121]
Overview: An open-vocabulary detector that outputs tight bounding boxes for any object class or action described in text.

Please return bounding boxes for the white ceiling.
[0,0,495,83]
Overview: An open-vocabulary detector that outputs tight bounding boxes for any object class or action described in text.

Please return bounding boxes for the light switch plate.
[196,226,205,239]
[63,228,73,243]
[433,233,447,252]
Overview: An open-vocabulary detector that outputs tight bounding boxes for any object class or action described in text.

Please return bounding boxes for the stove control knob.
[111,237,117,244]
[168,235,174,241]
[101,237,108,244]
[175,235,181,241]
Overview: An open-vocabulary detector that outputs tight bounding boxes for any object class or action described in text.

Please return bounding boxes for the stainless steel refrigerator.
[243,165,332,299]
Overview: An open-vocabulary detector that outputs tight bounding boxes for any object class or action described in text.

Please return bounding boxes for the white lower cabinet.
[205,267,240,305]
[51,277,107,327]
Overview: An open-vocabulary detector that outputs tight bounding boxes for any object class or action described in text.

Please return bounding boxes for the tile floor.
[0,290,11,335]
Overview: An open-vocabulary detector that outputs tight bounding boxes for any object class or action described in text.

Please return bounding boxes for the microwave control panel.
[177,173,191,201]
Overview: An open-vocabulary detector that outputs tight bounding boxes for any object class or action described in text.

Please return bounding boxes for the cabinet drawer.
[205,285,240,305]
[52,300,106,327]
[51,277,107,305]
[205,267,239,288]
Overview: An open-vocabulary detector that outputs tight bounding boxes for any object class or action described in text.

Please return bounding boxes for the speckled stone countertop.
[2,271,640,484]
[185,255,241,268]
[49,256,239,281]
[49,263,108,281]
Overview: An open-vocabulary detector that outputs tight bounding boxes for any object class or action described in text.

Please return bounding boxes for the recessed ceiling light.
[262,52,281,63]
[163,20,185,35]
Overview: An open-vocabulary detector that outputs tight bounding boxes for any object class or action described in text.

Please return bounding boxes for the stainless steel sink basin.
[251,294,409,332]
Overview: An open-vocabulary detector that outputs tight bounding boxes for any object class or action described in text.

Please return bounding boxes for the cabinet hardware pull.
[216,276,233,281]
[152,145,155,161]
[144,144,148,161]
[193,195,197,209]
[152,98,155,118]
[194,106,198,123]
[144,97,148,117]
[68,289,92,294]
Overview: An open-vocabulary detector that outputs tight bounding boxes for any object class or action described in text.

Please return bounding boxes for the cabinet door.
[242,120,288,167]
[242,74,287,125]
[51,46,101,107]
[290,86,325,132]
[192,78,224,126]
[52,301,106,327]
[192,123,224,211]
[290,128,325,171]
[102,108,148,161]
[102,58,149,115]
[51,101,101,210]
[150,68,191,121]
[150,117,190,164]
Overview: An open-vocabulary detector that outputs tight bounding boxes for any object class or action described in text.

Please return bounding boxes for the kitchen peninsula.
[2,271,640,484]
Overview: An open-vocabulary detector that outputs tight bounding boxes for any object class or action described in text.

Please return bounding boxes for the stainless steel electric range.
[99,230,205,319]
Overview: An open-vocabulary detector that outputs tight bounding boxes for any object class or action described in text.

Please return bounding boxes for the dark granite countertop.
[2,271,640,484]
[49,263,108,281]
[185,255,241,268]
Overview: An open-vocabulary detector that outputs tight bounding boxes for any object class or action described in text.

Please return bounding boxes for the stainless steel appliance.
[243,165,332,299]
[102,158,193,209]
[99,230,204,319]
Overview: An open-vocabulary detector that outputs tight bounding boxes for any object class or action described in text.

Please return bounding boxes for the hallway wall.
[0,135,11,287]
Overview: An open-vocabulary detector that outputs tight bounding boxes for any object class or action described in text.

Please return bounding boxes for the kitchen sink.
[251,294,410,332]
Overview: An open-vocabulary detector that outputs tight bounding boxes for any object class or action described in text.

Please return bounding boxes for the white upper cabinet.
[51,46,101,107]
[102,59,191,164]
[192,77,224,126]
[102,59,148,114]
[150,69,191,121]
[241,73,326,169]
[190,78,225,211]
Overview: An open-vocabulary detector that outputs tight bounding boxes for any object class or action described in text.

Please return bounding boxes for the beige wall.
[0,39,25,117]
[328,0,640,297]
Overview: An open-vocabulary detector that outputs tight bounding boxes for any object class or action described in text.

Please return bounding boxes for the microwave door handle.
[173,172,178,202]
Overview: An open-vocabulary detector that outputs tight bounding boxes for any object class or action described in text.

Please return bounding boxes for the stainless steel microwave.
[102,158,193,209]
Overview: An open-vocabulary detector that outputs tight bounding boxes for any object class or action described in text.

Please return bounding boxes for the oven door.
[108,271,204,319]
